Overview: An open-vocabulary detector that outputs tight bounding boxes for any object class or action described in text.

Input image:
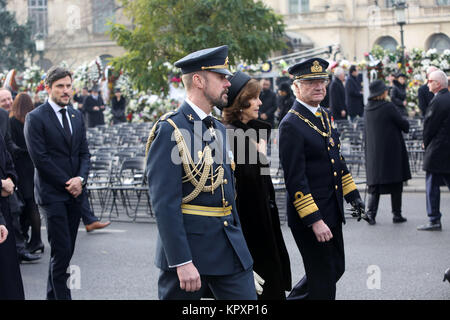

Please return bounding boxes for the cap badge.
[311,61,323,73]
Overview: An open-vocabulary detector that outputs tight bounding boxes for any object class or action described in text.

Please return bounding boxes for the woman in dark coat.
[221,71,291,300]
[0,135,25,299]
[10,93,43,253]
[111,88,127,124]
[390,73,408,118]
[364,80,411,225]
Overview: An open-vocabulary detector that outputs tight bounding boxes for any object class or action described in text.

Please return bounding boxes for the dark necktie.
[59,108,72,138]
[202,116,216,129]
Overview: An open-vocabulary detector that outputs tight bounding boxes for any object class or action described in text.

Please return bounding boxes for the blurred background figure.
[345,65,364,121]
[276,82,295,124]
[364,80,411,225]
[111,88,127,124]
[84,85,105,128]
[390,73,408,118]
[258,78,277,128]
[329,67,347,120]
[10,93,44,254]
[418,66,438,117]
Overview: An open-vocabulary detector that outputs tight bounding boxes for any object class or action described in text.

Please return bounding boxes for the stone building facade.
[6,0,450,69]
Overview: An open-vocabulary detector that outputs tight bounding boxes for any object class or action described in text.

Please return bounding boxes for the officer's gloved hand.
[350,198,366,221]
[253,271,265,295]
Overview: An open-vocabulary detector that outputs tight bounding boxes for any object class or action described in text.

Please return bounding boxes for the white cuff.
[169,260,192,268]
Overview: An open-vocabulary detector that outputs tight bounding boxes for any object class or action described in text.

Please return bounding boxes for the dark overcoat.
[226,119,291,299]
[364,100,411,186]
[418,84,434,117]
[111,96,127,124]
[329,78,347,120]
[0,136,24,300]
[390,80,408,117]
[345,75,364,118]
[9,117,35,199]
[423,88,450,173]
[259,89,277,127]
[83,95,105,128]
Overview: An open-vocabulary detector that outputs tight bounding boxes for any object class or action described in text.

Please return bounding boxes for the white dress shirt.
[296,98,321,116]
[186,98,211,120]
[48,98,73,134]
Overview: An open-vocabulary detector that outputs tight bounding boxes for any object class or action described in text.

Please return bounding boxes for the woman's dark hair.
[45,66,72,88]
[222,79,261,124]
[11,92,34,123]
[349,65,357,74]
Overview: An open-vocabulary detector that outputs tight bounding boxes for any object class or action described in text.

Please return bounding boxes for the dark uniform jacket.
[83,95,105,128]
[345,75,364,118]
[279,100,360,230]
[226,119,291,299]
[146,102,253,276]
[418,84,434,117]
[329,78,347,120]
[390,80,408,117]
[364,100,411,186]
[423,88,450,173]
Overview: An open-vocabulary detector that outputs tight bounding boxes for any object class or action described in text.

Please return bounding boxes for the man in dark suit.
[279,58,365,300]
[329,67,347,120]
[146,45,256,300]
[417,70,450,231]
[418,66,438,117]
[83,85,105,128]
[259,78,277,128]
[345,65,364,121]
[24,66,91,300]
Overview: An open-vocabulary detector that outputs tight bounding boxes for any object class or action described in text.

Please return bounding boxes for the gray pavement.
[20,192,450,300]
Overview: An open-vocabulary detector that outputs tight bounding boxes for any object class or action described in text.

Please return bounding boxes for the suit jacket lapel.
[45,103,71,147]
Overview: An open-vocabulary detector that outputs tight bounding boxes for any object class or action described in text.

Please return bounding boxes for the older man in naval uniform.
[279,58,365,300]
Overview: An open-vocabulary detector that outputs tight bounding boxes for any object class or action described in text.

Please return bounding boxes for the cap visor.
[210,68,233,76]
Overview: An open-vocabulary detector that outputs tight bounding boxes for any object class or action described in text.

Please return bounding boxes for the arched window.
[426,33,450,53]
[375,36,398,52]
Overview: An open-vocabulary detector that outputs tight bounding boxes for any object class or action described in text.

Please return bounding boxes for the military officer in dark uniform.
[146,45,257,300]
[279,58,365,300]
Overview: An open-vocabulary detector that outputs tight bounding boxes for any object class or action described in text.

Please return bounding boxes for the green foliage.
[108,0,286,94]
[0,0,36,71]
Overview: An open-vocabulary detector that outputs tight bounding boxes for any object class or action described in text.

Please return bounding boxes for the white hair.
[334,67,345,77]
[426,66,438,76]
[429,70,448,88]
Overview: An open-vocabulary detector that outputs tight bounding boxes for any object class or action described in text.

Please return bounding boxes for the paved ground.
[20,192,450,300]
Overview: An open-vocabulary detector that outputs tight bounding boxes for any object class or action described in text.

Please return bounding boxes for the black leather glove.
[350,197,366,222]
